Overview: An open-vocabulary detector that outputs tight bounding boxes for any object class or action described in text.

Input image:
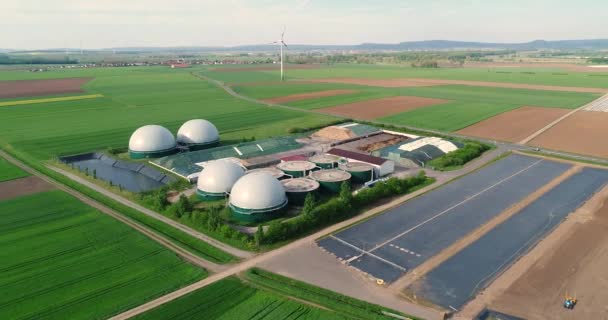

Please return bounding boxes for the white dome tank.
[230,172,287,210]
[197,161,245,198]
[176,119,219,147]
[128,125,176,158]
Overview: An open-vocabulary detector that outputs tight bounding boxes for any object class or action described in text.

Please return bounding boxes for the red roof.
[327,148,387,166]
[171,63,191,68]
[280,155,308,162]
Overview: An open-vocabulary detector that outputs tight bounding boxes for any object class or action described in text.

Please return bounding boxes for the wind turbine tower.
[273,28,289,81]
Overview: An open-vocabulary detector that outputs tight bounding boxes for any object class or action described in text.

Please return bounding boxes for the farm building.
[312,123,381,141]
[326,148,395,177]
[373,137,462,167]
[177,119,220,150]
[128,125,177,159]
[196,160,245,201]
[229,172,288,222]
[151,136,302,180]
[309,169,351,193]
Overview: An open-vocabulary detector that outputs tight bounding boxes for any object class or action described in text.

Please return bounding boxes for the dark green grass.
[0,190,206,320]
[379,101,520,132]
[134,276,346,320]
[0,156,29,182]
[0,68,336,159]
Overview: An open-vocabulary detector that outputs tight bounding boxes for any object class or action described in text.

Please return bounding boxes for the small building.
[326,148,394,177]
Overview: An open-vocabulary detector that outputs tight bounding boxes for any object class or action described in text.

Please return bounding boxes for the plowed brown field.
[0,176,54,201]
[529,110,608,159]
[0,78,92,98]
[490,189,608,320]
[263,89,357,103]
[317,96,450,119]
[457,106,570,142]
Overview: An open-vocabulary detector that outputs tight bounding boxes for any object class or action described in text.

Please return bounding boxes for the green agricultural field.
[134,277,346,320]
[135,270,413,320]
[0,156,29,182]
[379,101,518,132]
[209,63,608,88]
[0,190,206,320]
[0,66,336,159]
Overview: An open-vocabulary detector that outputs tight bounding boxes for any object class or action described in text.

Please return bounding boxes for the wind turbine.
[273,28,288,81]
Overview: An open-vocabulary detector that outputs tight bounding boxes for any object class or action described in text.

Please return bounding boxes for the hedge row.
[428,142,491,170]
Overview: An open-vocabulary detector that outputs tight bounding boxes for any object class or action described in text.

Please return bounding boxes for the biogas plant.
[128,119,219,159]
[124,122,465,223]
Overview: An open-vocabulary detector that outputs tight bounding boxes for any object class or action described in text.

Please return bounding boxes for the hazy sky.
[2,0,607,49]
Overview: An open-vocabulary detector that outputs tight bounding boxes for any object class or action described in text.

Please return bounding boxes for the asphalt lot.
[318,154,570,282]
[409,167,608,311]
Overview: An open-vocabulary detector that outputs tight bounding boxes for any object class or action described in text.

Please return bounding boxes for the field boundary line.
[367,159,544,254]
[390,165,582,291]
[329,235,407,272]
[519,94,608,144]
[47,165,253,259]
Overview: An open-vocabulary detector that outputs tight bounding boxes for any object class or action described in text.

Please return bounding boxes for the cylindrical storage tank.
[196,161,245,201]
[309,154,340,169]
[281,178,320,205]
[246,167,285,180]
[129,125,176,159]
[310,169,351,193]
[176,119,220,150]
[229,172,288,222]
[276,161,316,178]
[339,162,374,183]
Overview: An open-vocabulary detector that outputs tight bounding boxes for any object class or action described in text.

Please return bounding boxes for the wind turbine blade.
[282,42,288,49]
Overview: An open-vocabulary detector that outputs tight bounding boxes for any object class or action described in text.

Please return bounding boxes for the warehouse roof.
[327,148,388,166]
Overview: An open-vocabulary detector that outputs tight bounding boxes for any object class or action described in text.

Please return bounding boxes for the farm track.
[0,150,224,273]
[47,165,253,260]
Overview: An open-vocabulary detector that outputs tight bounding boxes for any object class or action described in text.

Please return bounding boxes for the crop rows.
[134,276,344,320]
[0,190,206,320]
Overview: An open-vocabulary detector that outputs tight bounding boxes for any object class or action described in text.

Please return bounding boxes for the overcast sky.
[2,0,607,49]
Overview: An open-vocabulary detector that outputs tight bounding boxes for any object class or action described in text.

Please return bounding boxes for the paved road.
[47,165,254,259]
[0,151,224,273]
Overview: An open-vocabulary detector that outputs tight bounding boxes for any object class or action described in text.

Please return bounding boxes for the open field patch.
[0,94,103,107]
[0,77,92,98]
[310,78,440,88]
[0,190,205,320]
[0,156,29,182]
[380,101,520,132]
[529,110,608,159]
[407,167,608,311]
[211,64,322,72]
[263,89,358,103]
[0,176,54,201]
[457,106,570,142]
[317,155,570,283]
[490,186,608,319]
[317,95,450,120]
